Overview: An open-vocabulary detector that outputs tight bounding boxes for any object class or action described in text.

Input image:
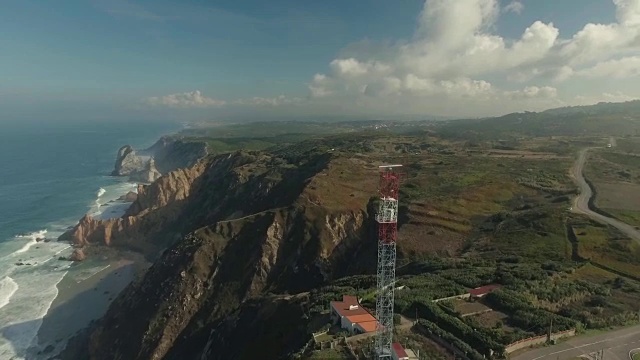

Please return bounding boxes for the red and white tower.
[374,164,402,359]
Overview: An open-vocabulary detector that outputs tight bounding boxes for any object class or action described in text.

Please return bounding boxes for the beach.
[0,180,152,360]
[0,122,178,360]
[28,250,149,360]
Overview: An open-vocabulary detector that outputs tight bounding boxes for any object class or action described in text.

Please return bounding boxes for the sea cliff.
[111,136,207,183]
[58,141,379,360]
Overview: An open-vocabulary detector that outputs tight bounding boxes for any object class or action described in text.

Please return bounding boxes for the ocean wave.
[0,276,18,310]
[0,270,66,360]
[14,230,47,254]
[89,182,138,219]
[15,230,47,240]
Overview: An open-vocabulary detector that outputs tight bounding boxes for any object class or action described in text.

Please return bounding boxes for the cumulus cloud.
[306,0,640,116]
[576,56,640,78]
[504,1,524,14]
[146,90,226,108]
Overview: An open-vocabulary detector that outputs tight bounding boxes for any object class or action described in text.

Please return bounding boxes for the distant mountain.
[437,100,640,140]
[541,100,640,116]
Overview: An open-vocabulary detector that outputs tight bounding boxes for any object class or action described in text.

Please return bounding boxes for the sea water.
[0,120,178,359]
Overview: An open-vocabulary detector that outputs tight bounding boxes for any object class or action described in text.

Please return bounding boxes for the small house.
[468,284,501,298]
[330,295,380,335]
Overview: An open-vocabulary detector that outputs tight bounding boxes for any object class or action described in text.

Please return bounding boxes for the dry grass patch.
[573,225,640,277]
[303,157,379,212]
[569,263,618,284]
[452,299,492,316]
[594,182,640,212]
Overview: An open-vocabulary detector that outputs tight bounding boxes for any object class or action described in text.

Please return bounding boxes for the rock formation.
[111,145,148,177]
[58,144,379,360]
[118,191,138,202]
[111,137,208,183]
[69,248,86,261]
[128,157,162,183]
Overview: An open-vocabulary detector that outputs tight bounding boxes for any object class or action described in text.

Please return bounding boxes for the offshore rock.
[111,137,208,182]
[111,145,148,177]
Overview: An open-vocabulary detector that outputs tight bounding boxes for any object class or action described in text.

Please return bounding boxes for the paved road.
[570,147,640,243]
[512,325,640,360]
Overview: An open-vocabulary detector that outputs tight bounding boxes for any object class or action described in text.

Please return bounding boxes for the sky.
[1,0,640,121]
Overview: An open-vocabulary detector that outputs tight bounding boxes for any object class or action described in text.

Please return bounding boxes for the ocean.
[0,120,179,359]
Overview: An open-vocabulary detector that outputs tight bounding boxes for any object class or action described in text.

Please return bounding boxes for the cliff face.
[111,136,208,182]
[59,147,379,360]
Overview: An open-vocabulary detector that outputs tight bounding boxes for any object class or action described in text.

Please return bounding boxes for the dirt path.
[570,146,640,243]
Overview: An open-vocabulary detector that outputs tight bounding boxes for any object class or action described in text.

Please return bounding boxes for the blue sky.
[1,0,637,121]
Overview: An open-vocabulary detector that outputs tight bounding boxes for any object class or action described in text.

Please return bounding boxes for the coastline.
[30,132,183,359]
[0,123,182,360]
[30,249,150,359]
[28,191,154,359]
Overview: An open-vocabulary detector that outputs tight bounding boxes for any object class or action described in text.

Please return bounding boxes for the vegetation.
[305,348,349,359]
[169,102,640,359]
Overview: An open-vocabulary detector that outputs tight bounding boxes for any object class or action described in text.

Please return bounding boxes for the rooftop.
[330,295,370,317]
[468,284,502,297]
[356,320,378,333]
[392,342,408,358]
[346,314,377,324]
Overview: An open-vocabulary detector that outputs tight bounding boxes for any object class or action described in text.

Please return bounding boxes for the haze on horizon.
[1,0,640,122]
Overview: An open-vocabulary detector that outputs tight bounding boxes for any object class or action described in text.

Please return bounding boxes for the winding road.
[570,146,640,243]
[512,141,640,360]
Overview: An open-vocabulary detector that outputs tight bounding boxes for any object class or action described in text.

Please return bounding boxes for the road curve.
[511,325,640,360]
[570,148,640,243]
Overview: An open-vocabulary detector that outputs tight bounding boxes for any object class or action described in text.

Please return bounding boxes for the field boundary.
[504,329,576,353]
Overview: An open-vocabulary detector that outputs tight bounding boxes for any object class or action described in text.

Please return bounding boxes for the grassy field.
[633,352,640,360]
[606,209,640,227]
[177,116,640,358]
[572,224,640,277]
[585,150,640,226]
[616,137,640,154]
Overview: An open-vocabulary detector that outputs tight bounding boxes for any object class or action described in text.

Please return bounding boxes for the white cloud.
[505,86,558,99]
[233,95,303,106]
[574,91,637,105]
[146,91,226,108]
[504,1,524,14]
[304,0,640,116]
[576,56,640,78]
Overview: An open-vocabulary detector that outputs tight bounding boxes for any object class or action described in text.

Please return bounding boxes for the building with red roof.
[468,284,501,298]
[330,295,381,335]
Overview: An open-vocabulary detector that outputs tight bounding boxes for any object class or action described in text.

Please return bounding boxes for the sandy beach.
[27,251,149,360]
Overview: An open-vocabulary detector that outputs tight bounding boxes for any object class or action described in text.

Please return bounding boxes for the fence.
[343,337,358,359]
[504,329,576,353]
[432,293,470,303]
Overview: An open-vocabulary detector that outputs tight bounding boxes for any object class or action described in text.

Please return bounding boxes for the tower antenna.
[374,164,402,359]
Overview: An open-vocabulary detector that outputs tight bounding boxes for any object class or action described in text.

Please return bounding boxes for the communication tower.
[374,164,402,359]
